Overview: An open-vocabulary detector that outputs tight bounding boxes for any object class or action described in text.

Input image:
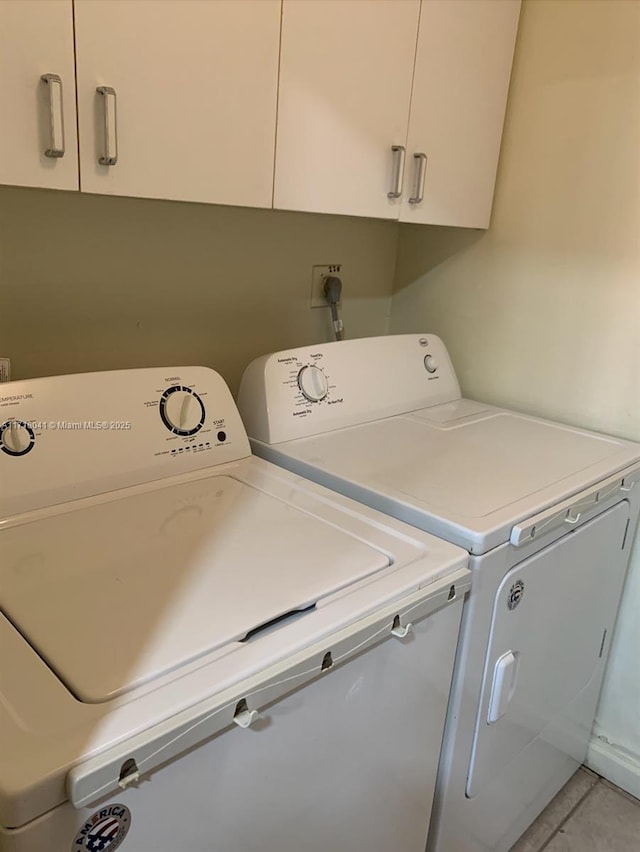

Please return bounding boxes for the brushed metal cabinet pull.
[96,86,118,166]
[387,145,406,199]
[409,152,427,204]
[40,73,65,158]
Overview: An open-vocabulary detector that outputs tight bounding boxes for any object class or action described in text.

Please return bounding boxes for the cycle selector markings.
[159,386,206,436]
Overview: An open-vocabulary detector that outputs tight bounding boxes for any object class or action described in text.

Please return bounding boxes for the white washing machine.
[0,366,470,852]
[238,333,640,852]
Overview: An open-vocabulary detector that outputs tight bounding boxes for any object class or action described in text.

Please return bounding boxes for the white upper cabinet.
[0,0,78,191]
[274,0,421,220]
[74,0,281,208]
[400,0,521,228]
[1,0,519,227]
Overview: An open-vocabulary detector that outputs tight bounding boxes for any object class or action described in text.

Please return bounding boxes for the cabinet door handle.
[40,73,65,159]
[387,145,406,199]
[409,153,427,204]
[96,86,118,166]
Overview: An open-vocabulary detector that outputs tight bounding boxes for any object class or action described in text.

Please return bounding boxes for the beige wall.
[0,185,398,394]
[2,0,638,800]
[391,0,640,795]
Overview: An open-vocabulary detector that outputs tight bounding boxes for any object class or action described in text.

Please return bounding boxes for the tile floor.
[511,767,640,851]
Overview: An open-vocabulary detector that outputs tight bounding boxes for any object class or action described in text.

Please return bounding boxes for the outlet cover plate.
[310,264,342,309]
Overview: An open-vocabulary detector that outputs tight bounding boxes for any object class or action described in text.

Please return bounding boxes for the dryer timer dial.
[297,365,329,402]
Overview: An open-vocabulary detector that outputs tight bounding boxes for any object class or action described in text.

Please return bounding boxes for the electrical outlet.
[310,264,342,309]
[0,358,10,383]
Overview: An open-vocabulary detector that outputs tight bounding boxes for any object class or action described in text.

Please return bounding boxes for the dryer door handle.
[487,650,519,724]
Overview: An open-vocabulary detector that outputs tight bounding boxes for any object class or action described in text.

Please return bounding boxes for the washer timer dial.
[159,386,205,436]
[297,365,329,402]
[0,420,35,456]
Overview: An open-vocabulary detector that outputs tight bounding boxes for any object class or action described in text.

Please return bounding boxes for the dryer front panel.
[466,501,630,798]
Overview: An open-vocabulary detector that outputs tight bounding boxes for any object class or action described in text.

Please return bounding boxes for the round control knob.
[159,386,205,436]
[0,420,35,456]
[297,365,329,402]
[424,355,438,374]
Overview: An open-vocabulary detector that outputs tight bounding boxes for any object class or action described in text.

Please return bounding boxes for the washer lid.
[0,474,390,703]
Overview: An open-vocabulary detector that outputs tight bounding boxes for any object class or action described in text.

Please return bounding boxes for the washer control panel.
[0,367,250,517]
[238,334,461,444]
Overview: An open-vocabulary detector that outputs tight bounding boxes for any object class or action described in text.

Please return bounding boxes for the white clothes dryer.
[239,333,640,852]
[0,365,470,852]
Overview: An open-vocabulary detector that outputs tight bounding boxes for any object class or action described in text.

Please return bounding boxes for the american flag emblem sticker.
[72,804,132,852]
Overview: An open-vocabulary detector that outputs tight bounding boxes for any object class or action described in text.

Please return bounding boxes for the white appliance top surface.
[270,404,640,552]
[0,467,391,704]
[355,412,620,516]
[0,454,468,827]
[0,363,470,827]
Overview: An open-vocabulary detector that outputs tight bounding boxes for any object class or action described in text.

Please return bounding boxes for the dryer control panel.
[238,334,461,444]
[0,367,250,517]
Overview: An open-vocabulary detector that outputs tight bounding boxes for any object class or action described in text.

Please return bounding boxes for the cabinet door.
[0,0,78,191]
[400,0,520,228]
[275,0,421,220]
[74,0,280,208]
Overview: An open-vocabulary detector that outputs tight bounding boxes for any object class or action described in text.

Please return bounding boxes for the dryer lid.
[273,407,640,553]
[0,473,390,703]
[362,412,623,517]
